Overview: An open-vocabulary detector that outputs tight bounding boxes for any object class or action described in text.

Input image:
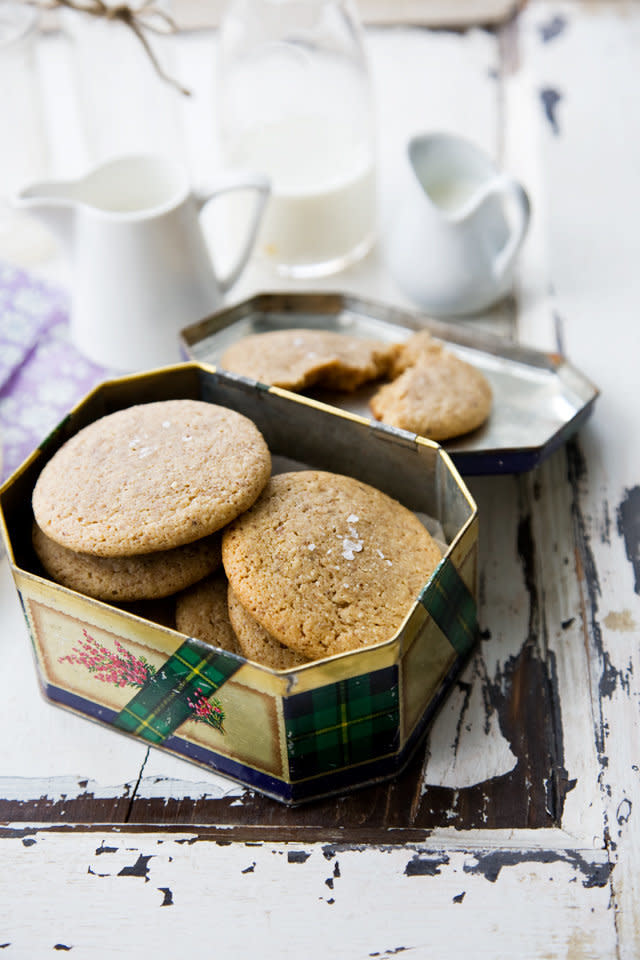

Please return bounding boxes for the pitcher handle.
[194,172,270,294]
[490,177,531,282]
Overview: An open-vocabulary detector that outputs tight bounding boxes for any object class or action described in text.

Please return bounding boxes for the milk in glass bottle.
[217,0,376,277]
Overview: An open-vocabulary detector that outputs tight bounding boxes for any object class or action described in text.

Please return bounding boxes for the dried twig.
[25,0,191,96]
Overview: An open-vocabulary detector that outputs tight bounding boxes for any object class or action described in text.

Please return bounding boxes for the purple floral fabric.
[0,261,110,482]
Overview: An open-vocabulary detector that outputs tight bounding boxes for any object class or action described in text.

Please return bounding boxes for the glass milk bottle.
[216,0,376,278]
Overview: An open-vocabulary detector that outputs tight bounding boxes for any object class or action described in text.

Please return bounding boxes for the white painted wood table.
[1,1,639,956]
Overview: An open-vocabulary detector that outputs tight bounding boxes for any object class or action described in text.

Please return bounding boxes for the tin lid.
[180,292,600,475]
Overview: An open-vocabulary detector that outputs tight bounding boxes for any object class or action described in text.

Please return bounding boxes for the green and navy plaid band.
[113,639,241,744]
[420,556,477,656]
[284,666,399,781]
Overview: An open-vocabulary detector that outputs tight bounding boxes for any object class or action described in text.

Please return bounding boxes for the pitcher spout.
[12,180,76,253]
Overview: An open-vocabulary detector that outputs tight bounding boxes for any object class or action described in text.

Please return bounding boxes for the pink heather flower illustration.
[60,630,155,688]
[187,686,225,733]
[60,630,225,731]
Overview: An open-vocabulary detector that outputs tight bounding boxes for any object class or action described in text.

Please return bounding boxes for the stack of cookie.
[220,327,493,441]
[31,399,271,606]
[31,399,443,670]
[174,572,305,668]
[175,572,242,656]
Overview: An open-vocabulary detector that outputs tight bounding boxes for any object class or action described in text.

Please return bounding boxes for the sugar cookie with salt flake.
[221,470,442,661]
[33,399,271,556]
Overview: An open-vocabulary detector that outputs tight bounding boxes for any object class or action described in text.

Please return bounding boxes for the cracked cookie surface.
[370,333,492,440]
[219,328,395,392]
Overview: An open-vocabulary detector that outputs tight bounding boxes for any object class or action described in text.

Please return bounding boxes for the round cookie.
[32,523,222,602]
[32,399,271,556]
[219,329,394,392]
[370,345,492,441]
[175,573,241,655]
[222,470,442,661]
[227,586,308,670]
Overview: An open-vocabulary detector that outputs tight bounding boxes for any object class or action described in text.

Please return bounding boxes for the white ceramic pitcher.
[14,154,270,370]
[384,133,530,316]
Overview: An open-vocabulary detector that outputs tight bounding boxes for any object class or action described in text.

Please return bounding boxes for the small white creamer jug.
[14,154,270,369]
[384,133,530,316]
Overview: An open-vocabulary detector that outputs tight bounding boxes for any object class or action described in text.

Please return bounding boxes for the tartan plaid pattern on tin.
[420,556,477,656]
[284,666,399,782]
[113,639,241,745]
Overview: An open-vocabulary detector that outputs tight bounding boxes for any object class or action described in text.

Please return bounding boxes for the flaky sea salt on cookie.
[32,523,222,602]
[370,339,492,441]
[227,586,308,670]
[219,328,395,392]
[222,470,442,661]
[33,399,271,556]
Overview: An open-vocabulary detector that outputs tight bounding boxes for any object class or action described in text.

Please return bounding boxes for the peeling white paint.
[423,681,518,790]
[138,750,247,800]
[0,776,134,803]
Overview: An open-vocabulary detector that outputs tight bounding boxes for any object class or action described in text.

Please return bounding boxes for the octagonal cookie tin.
[0,363,478,804]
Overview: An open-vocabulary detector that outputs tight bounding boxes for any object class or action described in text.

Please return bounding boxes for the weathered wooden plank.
[513,3,640,957]
[419,465,574,830]
[527,447,605,845]
[0,831,617,959]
